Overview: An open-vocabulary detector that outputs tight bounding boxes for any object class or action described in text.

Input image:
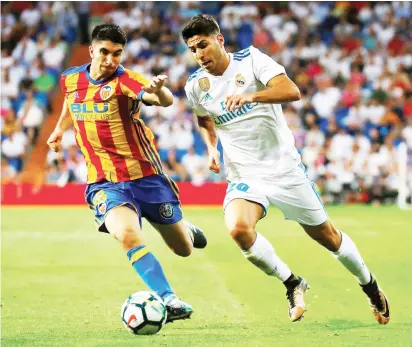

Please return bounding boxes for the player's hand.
[143,75,168,94]
[47,127,64,152]
[225,94,254,112]
[208,148,221,173]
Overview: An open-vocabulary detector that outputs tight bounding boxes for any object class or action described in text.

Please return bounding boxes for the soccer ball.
[121,291,167,335]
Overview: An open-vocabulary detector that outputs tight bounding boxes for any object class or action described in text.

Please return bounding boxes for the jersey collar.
[85,64,125,85]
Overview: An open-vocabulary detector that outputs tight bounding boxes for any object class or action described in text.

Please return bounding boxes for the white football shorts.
[223,164,328,226]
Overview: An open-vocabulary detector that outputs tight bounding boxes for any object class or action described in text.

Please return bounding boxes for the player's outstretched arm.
[225,74,301,112]
[197,115,220,173]
[142,74,173,107]
[47,98,71,152]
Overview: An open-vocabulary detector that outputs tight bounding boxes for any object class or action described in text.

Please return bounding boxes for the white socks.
[242,232,292,282]
[332,231,371,285]
[242,230,371,286]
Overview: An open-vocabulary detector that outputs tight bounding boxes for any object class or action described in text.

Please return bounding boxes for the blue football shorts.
[85,174,182,233]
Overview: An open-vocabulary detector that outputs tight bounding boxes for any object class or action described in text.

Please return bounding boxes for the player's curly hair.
[181,14,221,42]
[91,24,127,45]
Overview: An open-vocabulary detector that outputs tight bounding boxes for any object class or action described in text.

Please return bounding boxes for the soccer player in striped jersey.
[182,14,390,324]
[47,24,207,323]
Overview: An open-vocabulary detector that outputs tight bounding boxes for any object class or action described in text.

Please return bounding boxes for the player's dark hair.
[181,14,220,42]
[91,24,127,45]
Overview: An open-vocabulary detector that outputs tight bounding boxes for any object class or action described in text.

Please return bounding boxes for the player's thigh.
[223,180,269,232]
[85,182,142,244]
[105,205,142,240]
[105,205,145,252]
[85,182,141,232]
[268,166,328,226]
[149,220,192,257]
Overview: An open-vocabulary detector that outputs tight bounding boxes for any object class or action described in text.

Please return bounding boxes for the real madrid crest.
[235,74,246,87]
[198,77,210,92]
[100,84,113,101]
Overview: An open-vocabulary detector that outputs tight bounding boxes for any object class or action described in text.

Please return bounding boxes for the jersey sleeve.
[250,46,286,86]
[184,83,209,117]
[119,70,151,104]
[60,73,77,96]
[60,75,68,95]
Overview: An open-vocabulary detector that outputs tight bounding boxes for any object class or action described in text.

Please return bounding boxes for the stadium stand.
[2,1,411,205]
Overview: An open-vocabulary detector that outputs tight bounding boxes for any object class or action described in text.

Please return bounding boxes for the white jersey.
[184,46,301,181]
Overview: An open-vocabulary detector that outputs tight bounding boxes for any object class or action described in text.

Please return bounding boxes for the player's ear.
[217,33,224,47]
[89,45,94,59]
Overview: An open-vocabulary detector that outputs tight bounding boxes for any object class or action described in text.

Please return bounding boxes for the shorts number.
[236,183,249,192]
[227,182,236,194]
[227,182,250,194]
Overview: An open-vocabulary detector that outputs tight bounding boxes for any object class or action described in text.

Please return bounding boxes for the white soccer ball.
[121,291,167,335]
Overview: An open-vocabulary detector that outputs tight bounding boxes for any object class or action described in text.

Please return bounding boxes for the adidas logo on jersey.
[204,93,213,101]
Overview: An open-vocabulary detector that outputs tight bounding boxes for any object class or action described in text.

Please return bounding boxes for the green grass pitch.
[2,205,412,347]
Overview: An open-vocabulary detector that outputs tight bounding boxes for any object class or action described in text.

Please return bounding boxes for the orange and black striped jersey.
[61,64,163,184]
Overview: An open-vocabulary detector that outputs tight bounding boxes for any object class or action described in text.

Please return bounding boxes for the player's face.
[187,34,227,75]
[89,40,124,78]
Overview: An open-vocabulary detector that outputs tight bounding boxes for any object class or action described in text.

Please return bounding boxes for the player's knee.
[116,227,141,249]
[228,221,254,242]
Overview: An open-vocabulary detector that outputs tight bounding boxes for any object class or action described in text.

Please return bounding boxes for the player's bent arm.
[142,86,174,107]
[252,74,301,104]
[47,98,71,152]
[197,115,218,151]
[54,98,72,132]
[197,114,220,173]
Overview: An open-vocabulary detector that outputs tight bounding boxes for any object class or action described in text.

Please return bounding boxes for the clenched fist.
[47,127,64,152]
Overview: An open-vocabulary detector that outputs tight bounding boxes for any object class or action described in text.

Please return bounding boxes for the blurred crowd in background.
[1,1,412,205]
[1,2,80,181]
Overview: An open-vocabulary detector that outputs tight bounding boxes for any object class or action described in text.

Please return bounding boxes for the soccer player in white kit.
[182,14,390,324]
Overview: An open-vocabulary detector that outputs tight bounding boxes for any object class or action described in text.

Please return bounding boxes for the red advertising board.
[1,182,227,205]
